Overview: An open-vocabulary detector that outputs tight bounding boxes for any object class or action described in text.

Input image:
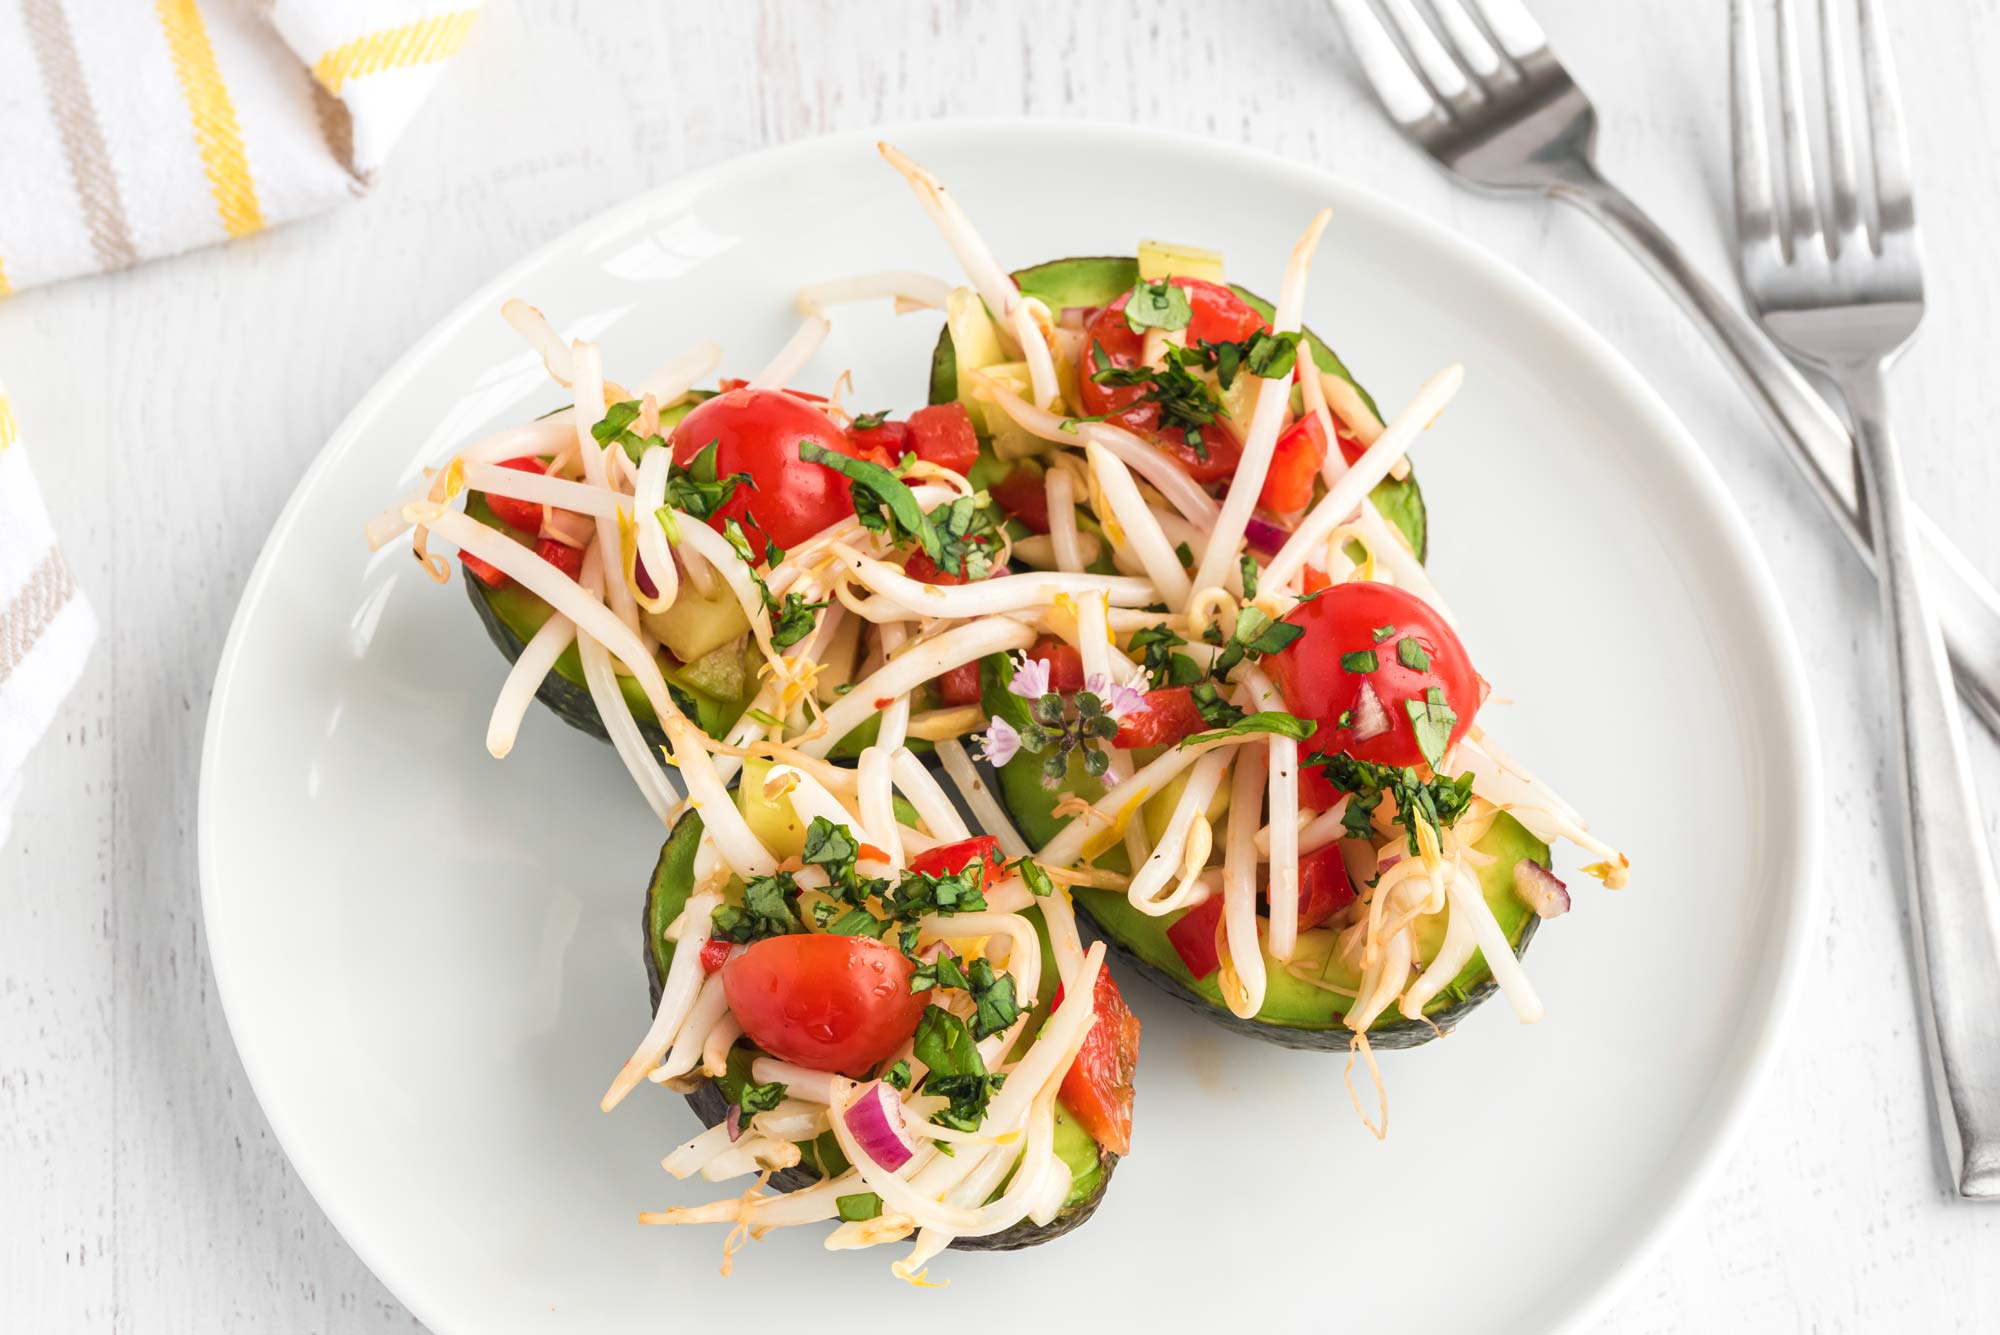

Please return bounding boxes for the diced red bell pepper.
[907,835,1005,890]
[848,418,910,461]
[1112,685,1210,750]
[1167,843,1358,982]
[1165,896,1225,980]
[904,549,967,586]
[1055,967,1140,1156]
[1028,636,1085,693]
[989,466,1051,534]
[699,937,732,973]
[906,402,980,476]
[1294,841,1359,931]
[461,551,508,589]
[938,661,983,707]
[1262,415,1328,514]
[484,457,549,534]
[534,537,584,581]
[1302,565,1333,596]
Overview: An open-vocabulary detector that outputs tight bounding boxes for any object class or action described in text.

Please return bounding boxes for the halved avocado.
[641,806,1120,1250]
[460,392,762,747]
[972,653,1547,1051]
[926,255,1428,560]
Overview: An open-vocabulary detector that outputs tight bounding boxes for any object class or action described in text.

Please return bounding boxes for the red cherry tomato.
[1268,581,1479,768]
[721,934,929,1076]
[1263,414,1328,514]
[906,403,979,476]
[1111,686,1210,750]
[989,466,1052,534]
[906,835,1005,889]
[1054,967,1140,1156]
[485,457,549,533]
[1074,278,1267,487]
[847,418,909,461]
[668,388,859,552]
[461,551,508,589]
[938,662,983,707]
[533,537,584,581]
[1027,636,1086,693]
[1297,762,1343,812]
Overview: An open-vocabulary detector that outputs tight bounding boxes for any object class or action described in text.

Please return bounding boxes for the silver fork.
[1733,0,2000,1200]
[1325,0,2000,740]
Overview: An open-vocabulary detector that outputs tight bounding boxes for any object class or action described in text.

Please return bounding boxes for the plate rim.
[197,116,1823,1334]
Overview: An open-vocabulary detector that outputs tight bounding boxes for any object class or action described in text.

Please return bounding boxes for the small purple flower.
[1087,674,1149,722]
[1009,655,1053,700]
[979,716,1022,767]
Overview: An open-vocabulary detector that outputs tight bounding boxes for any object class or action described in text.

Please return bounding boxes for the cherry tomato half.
[1074,278,1267,487]
[668,388,859,552]
[1111,686,1210,750]
[721,934,929,1077]
[1263,415,1328,514]
[1027,636,1086,693]
[906,403,980,476]
[1268,581,1480,768]
[989,466,1052,534]
[1164,843,1356,981]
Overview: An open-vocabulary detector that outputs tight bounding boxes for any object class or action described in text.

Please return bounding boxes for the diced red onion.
[635,553,659,599]
[1513,859,1571,918]
[724,1102,744,1142]
[1058,306,1098,330]
[1244,515,1291,555]
[1351,680,1389,741]
[842,1080,916,1171]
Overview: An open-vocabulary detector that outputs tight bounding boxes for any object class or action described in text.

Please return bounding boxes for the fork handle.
[1840,363,2000,1199]
[1546,169,2000,739]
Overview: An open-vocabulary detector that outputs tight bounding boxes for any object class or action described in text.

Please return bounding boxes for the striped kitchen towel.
[0,0,481,296]
[0,385,96,845]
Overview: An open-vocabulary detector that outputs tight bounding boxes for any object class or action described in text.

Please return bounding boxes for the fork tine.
[1378,0,1475,106]
[1774,0,1827,260]
[1857,0,1915,230]
[1730,0,1780,253]
[1461,0,1548,64]
[1422,0,1506,84]
[1816,0,1862,246]
[1325,0,1449,129]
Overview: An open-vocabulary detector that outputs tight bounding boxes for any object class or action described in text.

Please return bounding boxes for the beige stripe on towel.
[21,0,140,271]
[0,547,79,686]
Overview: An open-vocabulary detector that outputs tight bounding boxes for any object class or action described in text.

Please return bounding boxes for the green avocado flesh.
[641,807,1113,1233]
[926,254,1428,560]
[977,654,1549,1043]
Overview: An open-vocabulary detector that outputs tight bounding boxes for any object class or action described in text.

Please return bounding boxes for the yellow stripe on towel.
[155,0,265,239]
[314,10,479,96]
[0,393,18,450]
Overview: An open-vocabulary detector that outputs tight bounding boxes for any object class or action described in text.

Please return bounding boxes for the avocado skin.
[464,566,671,753]
[640,813,1119,1251]
[1074,903,1540,1052]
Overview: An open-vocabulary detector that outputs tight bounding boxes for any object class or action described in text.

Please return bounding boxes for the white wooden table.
[7,1,1999,1329]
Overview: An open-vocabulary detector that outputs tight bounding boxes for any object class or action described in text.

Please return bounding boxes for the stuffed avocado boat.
[618,753,1135,1272]
[867,144,1632,1072]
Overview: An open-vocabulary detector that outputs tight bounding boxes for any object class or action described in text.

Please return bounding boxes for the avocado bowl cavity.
[632,792,1125,1259]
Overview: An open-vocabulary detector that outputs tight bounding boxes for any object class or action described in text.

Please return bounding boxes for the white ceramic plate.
[200,123,1818,1334]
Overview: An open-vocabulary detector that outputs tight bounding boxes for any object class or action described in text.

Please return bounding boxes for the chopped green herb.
[1404,686,1457,771]
[1123,279,1193,333]
[1179,710,1317,748]
[1212,606,1306,680]
[882,1060,913,1091]
[1396,637,1431,672]
[1086,342,1227,450]
[1311,751,1475,855]
[1174,541,1195,569]
[1372,624,1396,643]
[710,872,805,944]
[1340,649,1380,674]
[850,410,892,431]
[965,957,1021,1039]
[745,707,783,728]
[828,908,890,939]
[1013,857,1055,897]
[1239,555,1260,600]
[736,1079,787,1121]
